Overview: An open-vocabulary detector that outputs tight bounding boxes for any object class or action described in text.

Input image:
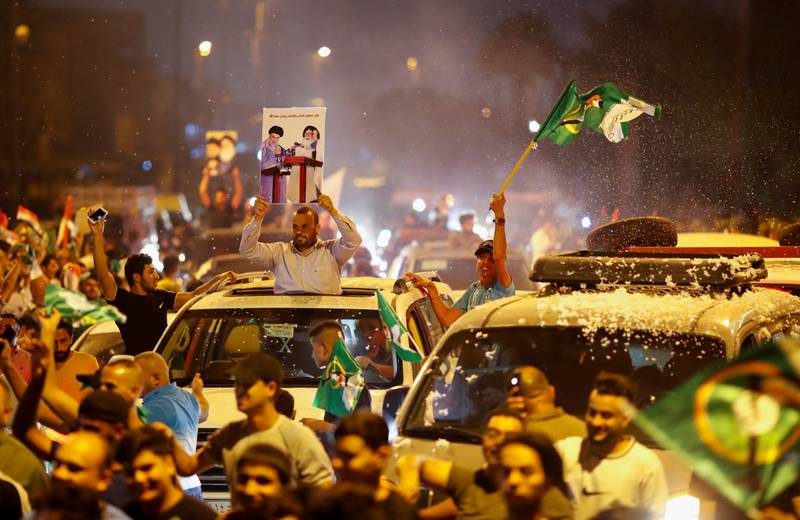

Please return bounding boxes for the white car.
[73,314,176,366]
[152,274,453,508]
[391,252,800,518]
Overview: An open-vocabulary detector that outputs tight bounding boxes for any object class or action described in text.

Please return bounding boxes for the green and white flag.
[634,338,800,517]
[535,80,661,145]
[313,338,364,418]
[44,284,125,327]
[376,290,422,362]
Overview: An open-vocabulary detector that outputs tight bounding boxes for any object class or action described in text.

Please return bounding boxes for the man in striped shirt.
[239,193,362,295]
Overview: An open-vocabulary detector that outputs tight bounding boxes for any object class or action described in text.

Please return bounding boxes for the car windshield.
[402,326,725,441]
[414,257,533,290]
[158,307,401,388]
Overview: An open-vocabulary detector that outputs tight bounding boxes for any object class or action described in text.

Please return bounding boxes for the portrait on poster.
[259,107,326,204]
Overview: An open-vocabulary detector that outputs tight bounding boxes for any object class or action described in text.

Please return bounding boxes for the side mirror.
[382,386,410,422]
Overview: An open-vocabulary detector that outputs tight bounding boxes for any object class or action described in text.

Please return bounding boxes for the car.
[152,274,454,510]
[194,254,270,282]
[390,251,800,518]
[73,314,177,367]
[387,239,535,291]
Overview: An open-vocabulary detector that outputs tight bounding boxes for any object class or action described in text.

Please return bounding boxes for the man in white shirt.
[556,371,667,520]
[239,193,362,294]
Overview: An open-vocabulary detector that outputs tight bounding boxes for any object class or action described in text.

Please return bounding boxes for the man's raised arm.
[239,194,277,270]
[88,213,117,301]
[318,194,362,265]
[490,193,512,288]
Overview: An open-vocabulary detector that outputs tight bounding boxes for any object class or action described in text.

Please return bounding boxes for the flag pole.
[499,140,537,195]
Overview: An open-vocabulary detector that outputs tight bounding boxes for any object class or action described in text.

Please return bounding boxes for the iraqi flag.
[56,195,76,250]
[535,80,661,145]
[376,290,423,362]
[16,204,44,236]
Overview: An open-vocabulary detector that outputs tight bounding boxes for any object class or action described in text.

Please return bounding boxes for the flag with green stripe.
[376,290,422,362]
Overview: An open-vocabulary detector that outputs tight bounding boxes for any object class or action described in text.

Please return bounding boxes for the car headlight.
[664,494,700,520]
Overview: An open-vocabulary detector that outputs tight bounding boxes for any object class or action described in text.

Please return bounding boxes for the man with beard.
[89,212,234,355]
[121,427,215,520]
[54,319,99,402]
[556,372,667,520]
[239,193,362,294]
[396,407,572,520]
[407,193,514,327]
[168,352,333,497]
[49,430,131,519]
[332,411,417,520]
[499,433,566,520]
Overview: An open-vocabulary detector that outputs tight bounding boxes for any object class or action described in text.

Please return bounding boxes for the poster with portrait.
[201,130,243,210]
[259,107,326,204]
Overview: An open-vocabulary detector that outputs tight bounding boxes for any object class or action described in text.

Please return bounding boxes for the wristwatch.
[493,218,506,225]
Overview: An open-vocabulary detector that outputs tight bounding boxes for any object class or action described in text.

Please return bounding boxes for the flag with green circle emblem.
[313,338,365,418]
[535,80,661,145]
[633,338,800,516]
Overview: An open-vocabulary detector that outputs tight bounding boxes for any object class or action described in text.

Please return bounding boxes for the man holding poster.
[239,193,361,295]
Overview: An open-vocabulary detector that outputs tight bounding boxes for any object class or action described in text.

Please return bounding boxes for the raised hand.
[489,193,506,217]
[405,273,439,298]
[253,194,269,220]
[317,194,335,215]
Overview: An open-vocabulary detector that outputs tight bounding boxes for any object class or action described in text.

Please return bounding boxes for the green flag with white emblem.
[633,338,800,516]
[44,283,125,327]
[535,80,661,145]
[376,290,423,362]
[313,338,365,418]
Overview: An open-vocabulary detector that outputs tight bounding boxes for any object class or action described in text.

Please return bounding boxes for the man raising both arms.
[240,193,361,294]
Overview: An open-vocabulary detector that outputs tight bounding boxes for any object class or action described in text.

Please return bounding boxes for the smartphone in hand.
[88,207,108,224]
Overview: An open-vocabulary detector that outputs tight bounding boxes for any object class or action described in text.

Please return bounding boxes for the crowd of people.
[1,190,799,520]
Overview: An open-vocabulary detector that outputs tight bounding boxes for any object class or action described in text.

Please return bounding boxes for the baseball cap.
[232,352,284,388]
[78,390,129,425]
[474,240,494,257]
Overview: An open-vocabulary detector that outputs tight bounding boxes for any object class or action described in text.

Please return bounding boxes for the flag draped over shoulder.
[44,284,125,328]
[376,290,423,362]
[535,80,661,145]
[633,339,800,516]
[313,338,365,418]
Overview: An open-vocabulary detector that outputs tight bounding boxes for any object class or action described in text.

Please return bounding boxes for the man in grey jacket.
[240,193,362,294]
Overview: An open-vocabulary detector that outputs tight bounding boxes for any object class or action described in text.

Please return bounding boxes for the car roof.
[677,232,779,247]
[443,286,800,357]
[187,276,449,311]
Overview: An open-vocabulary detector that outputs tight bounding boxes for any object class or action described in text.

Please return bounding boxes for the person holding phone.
[88,209,235,355]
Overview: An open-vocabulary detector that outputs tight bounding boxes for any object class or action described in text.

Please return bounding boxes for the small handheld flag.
[376,290,423,362]
[313,338,365,418]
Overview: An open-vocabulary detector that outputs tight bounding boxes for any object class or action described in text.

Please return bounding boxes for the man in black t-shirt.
[121,426,215,520]
[88,211,235,355]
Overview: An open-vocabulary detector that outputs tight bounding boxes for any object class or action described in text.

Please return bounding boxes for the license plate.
[206,500,231,513]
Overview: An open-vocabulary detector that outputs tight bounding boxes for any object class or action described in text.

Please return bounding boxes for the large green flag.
[376,291,423,362]
[535,80,661,145]
[313,338,365,418]
[634,339,800,516]
[44,283,125,327]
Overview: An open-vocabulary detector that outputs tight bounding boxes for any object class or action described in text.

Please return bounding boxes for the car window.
[75,331,126,367]
[158,308,402,388]
[403,326,725,440]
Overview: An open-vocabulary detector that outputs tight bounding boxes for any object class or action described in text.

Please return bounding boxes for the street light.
[406,57,418,71]
[317,46,331,58]
[198,40,212,57]
[528,120,541,133]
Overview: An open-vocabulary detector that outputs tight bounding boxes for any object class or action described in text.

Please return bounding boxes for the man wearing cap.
[240,192,362,295]
[506,366,587,442]
[169,352,333,496]
[408,193,514,327]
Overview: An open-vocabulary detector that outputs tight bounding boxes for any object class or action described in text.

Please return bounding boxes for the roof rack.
[530,251,768,288]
